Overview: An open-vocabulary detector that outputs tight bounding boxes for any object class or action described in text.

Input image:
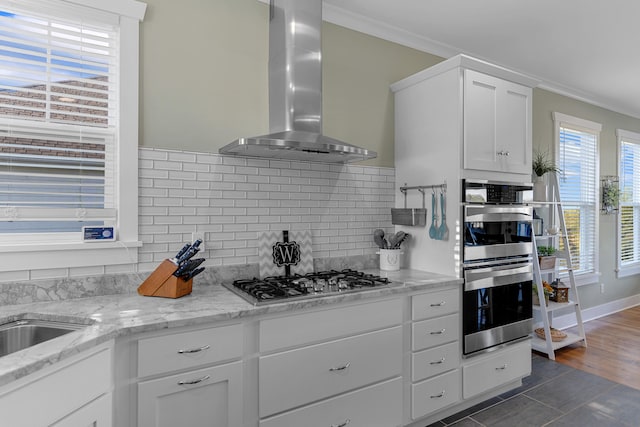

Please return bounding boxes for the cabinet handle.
[495,364,508,370]
[177,374,210,385]
[504,151,510,156]
[430,390,446,399]
[430,357,445,365]
[330,419,351,427]
[177,344,210,354]
[430,301,446,307]
[329,362,351,372]
[430,329,446,335]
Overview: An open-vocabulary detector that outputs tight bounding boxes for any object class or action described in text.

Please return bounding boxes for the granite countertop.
[0,269,461,388]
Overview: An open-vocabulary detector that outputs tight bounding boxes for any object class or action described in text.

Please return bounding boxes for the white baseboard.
[538,294,640,330]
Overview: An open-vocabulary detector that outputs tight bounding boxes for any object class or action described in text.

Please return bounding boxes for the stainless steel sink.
[0,319,86,358]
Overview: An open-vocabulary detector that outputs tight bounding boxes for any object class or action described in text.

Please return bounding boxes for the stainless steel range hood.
[219,0,376,163]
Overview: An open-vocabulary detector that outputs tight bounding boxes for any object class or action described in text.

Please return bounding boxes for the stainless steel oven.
[463,260,533,355]
[462,180,534,356]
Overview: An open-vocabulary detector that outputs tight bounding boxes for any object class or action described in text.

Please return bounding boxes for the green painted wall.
[139,0,640,308]
[532,89,640,310]
[139,0,441,167]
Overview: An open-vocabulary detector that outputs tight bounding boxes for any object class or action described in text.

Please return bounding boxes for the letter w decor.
[259,230,313,278]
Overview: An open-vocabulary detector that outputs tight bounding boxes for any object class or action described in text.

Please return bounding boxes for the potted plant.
[537,245,557,270]
[532,149,559,201]
[532,282,554,305]
[601,176,620,214]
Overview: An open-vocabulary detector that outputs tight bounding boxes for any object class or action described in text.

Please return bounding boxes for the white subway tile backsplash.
[4,147,395,283]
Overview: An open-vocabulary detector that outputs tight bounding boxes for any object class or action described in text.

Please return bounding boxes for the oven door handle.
[464,263,532,291]
[464,206,532,222]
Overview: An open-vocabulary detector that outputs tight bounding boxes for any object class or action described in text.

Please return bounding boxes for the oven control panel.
[463,179,533,204]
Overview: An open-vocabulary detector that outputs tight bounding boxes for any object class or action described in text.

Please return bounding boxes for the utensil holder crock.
[378,249,402,271]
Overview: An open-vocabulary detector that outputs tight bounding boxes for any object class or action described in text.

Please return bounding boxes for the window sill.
[617,265,640,279]
[0,241,142,272]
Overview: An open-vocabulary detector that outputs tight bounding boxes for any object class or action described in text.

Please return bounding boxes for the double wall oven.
[462,180,534,356]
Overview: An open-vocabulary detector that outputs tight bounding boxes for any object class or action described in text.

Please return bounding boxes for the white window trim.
[0,0,146,273]
[553,112,601,286]
[616,128,640,278]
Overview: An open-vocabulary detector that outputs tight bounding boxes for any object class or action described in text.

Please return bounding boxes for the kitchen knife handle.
[177,344,210,354]
[172,243,191,262]
[177,374,210,385]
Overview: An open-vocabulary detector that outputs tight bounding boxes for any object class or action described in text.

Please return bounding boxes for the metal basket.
[391,208,427,226]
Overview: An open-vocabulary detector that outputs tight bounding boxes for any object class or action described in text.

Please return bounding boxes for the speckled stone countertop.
[0,269,461,388]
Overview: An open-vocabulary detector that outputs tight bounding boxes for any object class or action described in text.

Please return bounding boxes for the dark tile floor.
[427,354,640,426]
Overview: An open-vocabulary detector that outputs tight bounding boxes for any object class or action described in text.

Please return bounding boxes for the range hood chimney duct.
[219,0,377,163]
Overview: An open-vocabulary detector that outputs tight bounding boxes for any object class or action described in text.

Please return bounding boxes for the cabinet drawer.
[412,288,459,321]
[412,369,461,420]
[259,326,402,418]
[0,344,111,427]
[412,314,459,351]
[260,377,402,427]
[138,361,242,427]
[260,298,402,353]
[463,340,531,399]
[138,323,242,378]
[412,341,460,382]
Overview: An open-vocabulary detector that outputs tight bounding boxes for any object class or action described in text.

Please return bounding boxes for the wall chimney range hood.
[219,0,376,163]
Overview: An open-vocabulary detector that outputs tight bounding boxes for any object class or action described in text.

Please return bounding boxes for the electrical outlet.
[600,283,605,294]
[191,232,205,251]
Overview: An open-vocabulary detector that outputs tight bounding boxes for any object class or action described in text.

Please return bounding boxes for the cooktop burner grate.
[224,269,394,305]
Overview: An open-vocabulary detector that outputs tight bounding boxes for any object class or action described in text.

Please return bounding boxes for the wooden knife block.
[137,259,193,298]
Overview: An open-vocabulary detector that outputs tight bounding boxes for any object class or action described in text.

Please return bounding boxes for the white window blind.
[0,3,118,235]
[618,129,640,276]
[554,112,601,281]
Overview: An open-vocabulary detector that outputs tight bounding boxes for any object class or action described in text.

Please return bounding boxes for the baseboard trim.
[549,294,640,330]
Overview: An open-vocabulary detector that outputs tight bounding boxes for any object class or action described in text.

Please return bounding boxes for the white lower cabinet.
[462,340,531,399]
[0,342,112,427]
[138,361,242,427]
[259,326,402,417]
[51,393,112,427]
[260,377,403,427]
[135,323,244,427]
[412,369,461,420]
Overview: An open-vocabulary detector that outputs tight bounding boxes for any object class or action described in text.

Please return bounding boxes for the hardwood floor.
[550,305,640,391]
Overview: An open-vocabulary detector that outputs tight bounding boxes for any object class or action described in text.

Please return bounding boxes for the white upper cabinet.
[463,69,532,174]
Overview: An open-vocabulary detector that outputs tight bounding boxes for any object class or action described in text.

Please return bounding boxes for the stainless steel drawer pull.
[177,344,210,354]
[495,364,508,370]
[329,362,351,372]
[430,390,446,399]
[330,419,351,427]
[430,301,446,307]
[177,374,210,385]
[430,357,445,365]
[430,329,446,335]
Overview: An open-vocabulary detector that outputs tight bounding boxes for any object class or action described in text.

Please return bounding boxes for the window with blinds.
[618,129,640,276]
[0,4,118,237]
[553,112,601,281]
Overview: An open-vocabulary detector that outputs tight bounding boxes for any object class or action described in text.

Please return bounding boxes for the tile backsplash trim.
[0,147,395,292]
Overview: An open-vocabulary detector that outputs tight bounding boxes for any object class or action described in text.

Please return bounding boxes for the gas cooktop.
[224,269,396,305]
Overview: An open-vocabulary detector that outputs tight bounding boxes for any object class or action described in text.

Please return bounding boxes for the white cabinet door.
[0,344,112,427]
[51,393,112,427]
[260,378,403,427]
[463,69,531,174]
[462,340,531,399]
[259,326,402,418]
[138,361,242,427]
